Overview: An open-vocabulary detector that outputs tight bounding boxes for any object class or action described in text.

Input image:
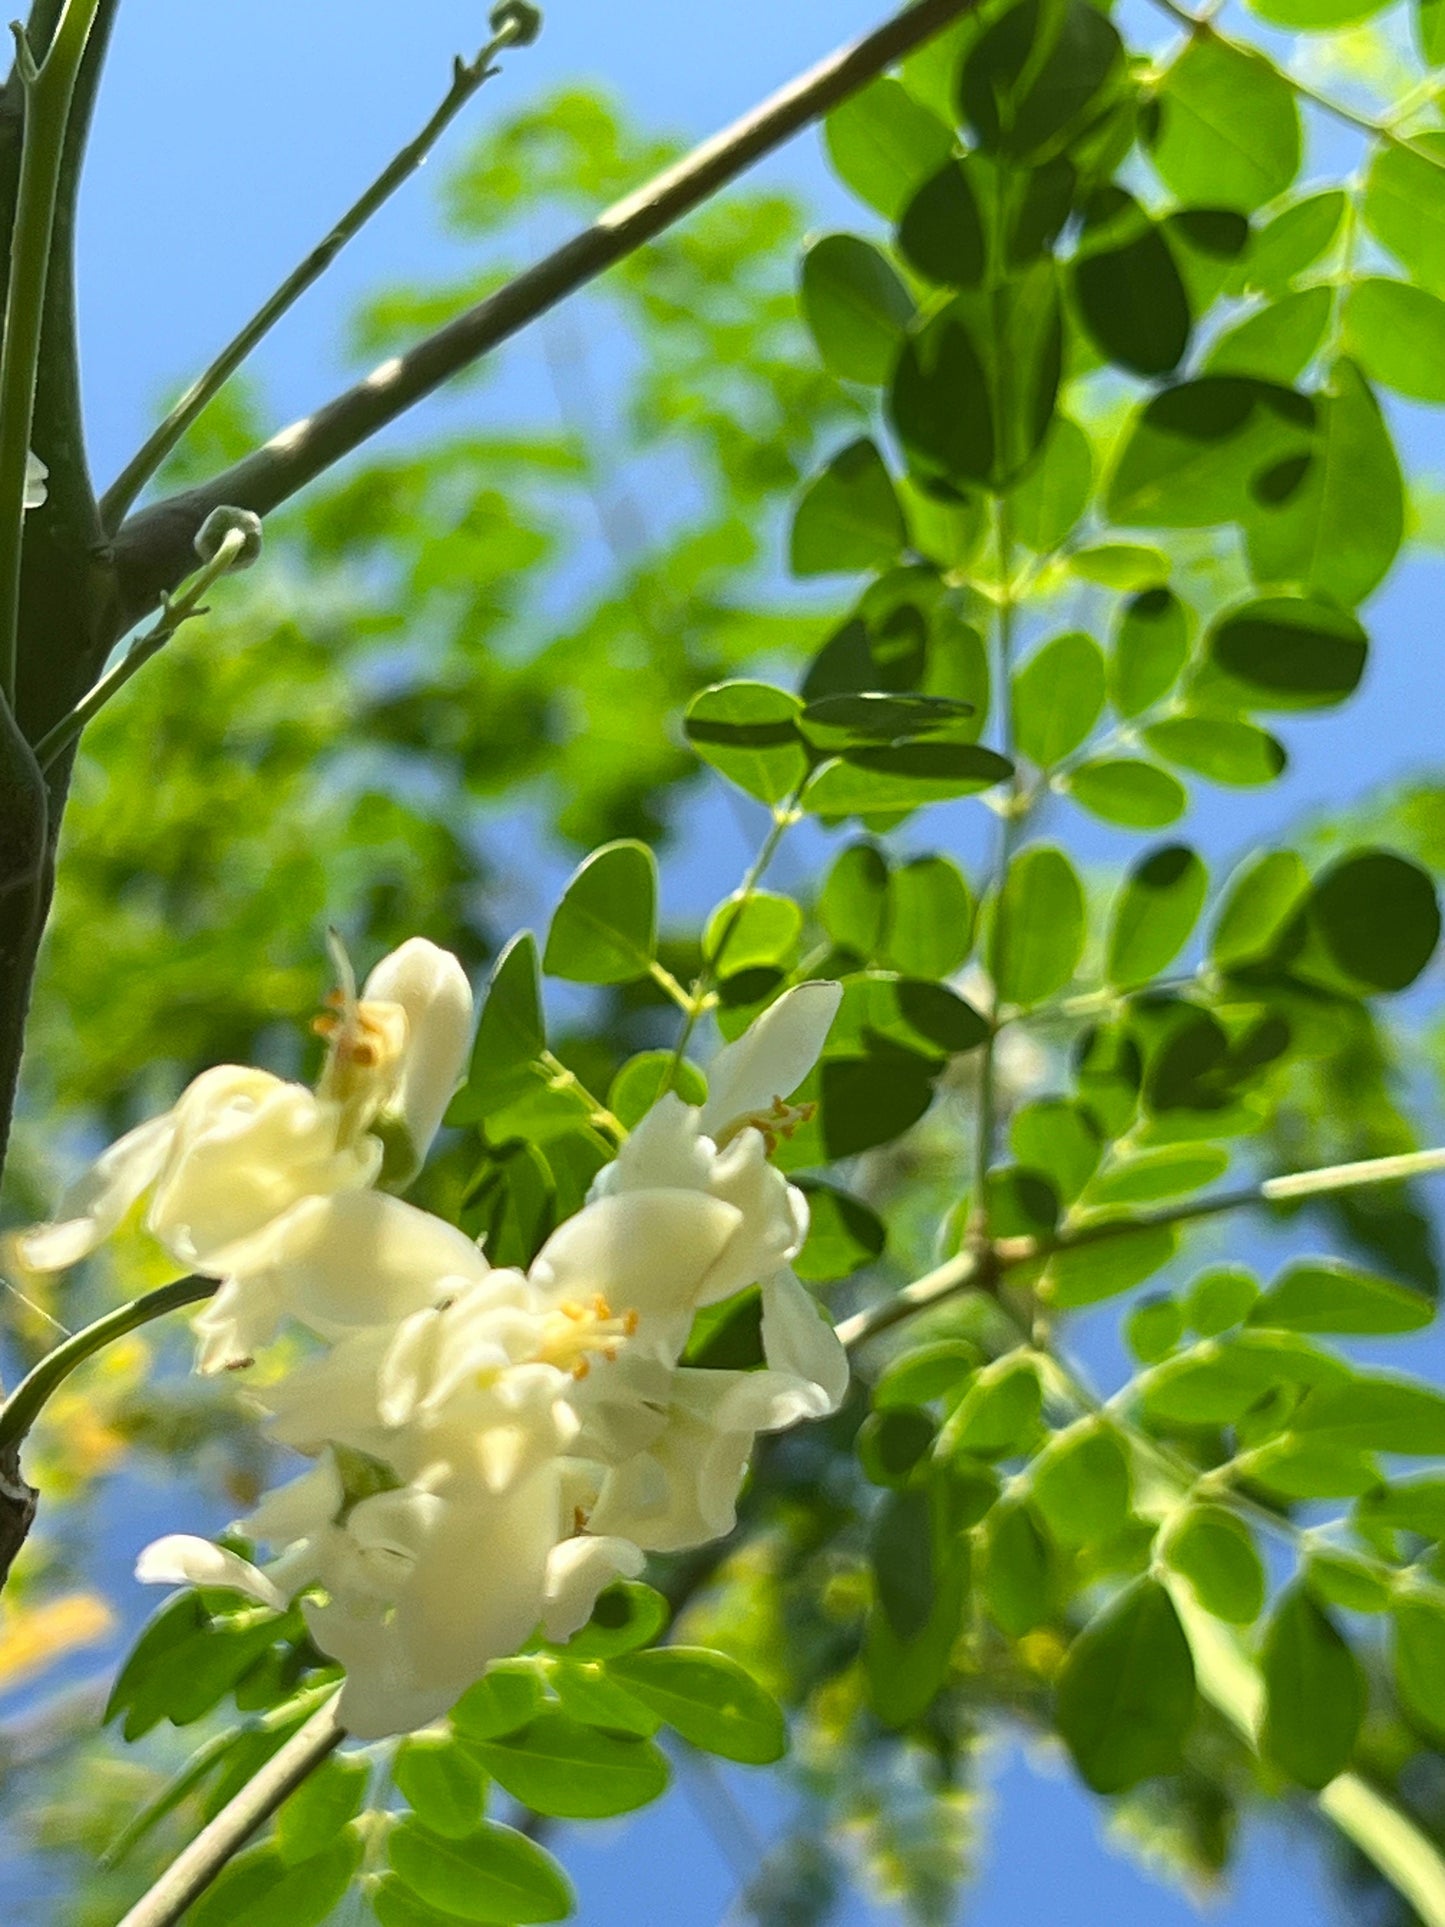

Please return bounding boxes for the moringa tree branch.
[109,0,981,627]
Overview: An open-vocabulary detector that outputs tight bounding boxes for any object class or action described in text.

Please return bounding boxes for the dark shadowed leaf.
[1056,1578,1196,1792]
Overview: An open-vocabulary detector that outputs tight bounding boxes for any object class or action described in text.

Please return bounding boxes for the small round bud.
[194,505,264,570]
[490,2,542,47]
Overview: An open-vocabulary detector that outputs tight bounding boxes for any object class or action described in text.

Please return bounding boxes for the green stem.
[972,496,1022,1235]
[0,1272,214,1452]
[837,1146,1445,1350]
[668,791,802,1081]
[0,0,103,709]
[31,525,248,767]
[98,20,530,530]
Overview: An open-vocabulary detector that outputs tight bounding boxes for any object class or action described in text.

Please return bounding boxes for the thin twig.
[99,16,536,529]
[109,0,986,625]
[115,1694,345,1927]
[31,523,249,767]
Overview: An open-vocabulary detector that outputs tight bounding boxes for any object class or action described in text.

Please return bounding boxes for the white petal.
[364,939,475,1163]
[699,1135,807,1303]
[593,1093,712,1197]
[698,981,841,1138]
[13,1112,176,1273]
[191,1273,284,1375]
[532,1189,743,1323]
[542,1535,645,1644]
[135,1534,285,1610]
[225,1191,490,1337]
[761,1269,849,1414]
[151,1069,377,1270]
[245,1457,345,1547]
[304,1600,454,1741]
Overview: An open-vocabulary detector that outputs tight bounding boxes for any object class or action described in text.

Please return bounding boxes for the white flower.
[24,453,47,511]
[9,937,473,1285]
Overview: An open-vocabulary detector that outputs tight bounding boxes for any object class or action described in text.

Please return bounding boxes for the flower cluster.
[16,943,847,1738]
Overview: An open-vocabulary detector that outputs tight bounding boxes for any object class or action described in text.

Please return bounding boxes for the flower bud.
[362,939,474,1183]
[23,451,47,511]
[194,505,264,570]
[491,1,542,46]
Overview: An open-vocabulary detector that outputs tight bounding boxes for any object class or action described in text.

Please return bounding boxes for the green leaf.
[898,161,987,287]
[824,77,955,221]
[1306,849,1441,994]
[794,1179,887,1283]
[799,691,977,751]
[1243,191,1347,298]
[1306,1550,1394,1615]
[1292,1374,1445,1453]
[805,741,1012,815]
[1009,413,1094,553]
[943,1354,1043,1459]
[1261,1588,1365,1788]
[551,1582,670,1660]
[1111,587,1191,719]
[684,681,810,805]
[1073,189,1191,377]
[1091,1144,1229,1206]
[1128,1293,1186,1364]
[1211,848,1310,970]
[890,268,1063,491]
[1394,1594,1445,1734]
[984,1497,1055,1636]
[791,438,907,576]
[1014,632,1107,768]
[190,1832,362,1927]
[1065,759,1186,829]
[1164,206,1252,313]
[1143,1330,1346,1425]
[866,1481,969,1725]
[819,841,889,957]
[1031,1420,1132,1549]
[860,1405,939,1487]
[1057,1578,1196,1793]
[1047,1224,1178,1308]
[1144,715,1286,788]
[451,933,543,1123]
[1362,133,1445,301]
[1147,37,1301,213]
[871,1484,938,1641]
[959,0,1124,159]
[1249,1259,1434,1336]
[875,1339,981,1410]
[886,853,975,977]
[1106,376,1315,530]
[1011,1098,1103,1203]
[451,1663,547,1741]
[388,1818,574,1924]
[1107,843,1208,987]
[1185,1266,1260,1335]
[1204,286,1331,383]
[393,1733,488,1839]
[1249,0,1391,30]
[1163,1505,1266,1624]
[546,1658,659,1737]
[1357,1475,1445,1539]
[470,1713,669,1818]
[607,1051,708,1129]
[1244,360,1404,610]
[1246,1437,1379,1499]
[1421,0,1445,61]
[543,840,658,985]
[1070,542,1169,590]
[1343,276,1445,403]
[1207,595,1367,711]
[610,1648,787,1765]
[275,1755,369,1864]
[993,845,1086,1005]
[799,239,914,387]
[703,891,802,975]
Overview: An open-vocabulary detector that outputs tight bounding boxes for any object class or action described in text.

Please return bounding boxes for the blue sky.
[59,2,1443,1921]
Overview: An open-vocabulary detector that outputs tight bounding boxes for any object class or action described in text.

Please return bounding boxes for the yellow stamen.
[536,1294,638,1378]
[719,1094,818,1156]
